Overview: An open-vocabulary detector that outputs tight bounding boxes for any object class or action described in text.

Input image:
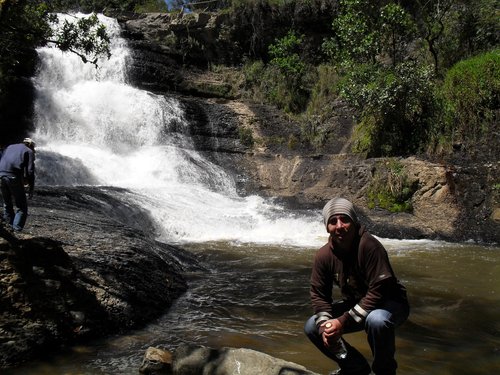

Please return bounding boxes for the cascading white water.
[32,14,325,246]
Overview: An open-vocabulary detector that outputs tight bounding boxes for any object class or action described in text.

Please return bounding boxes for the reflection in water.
[8,240,500,375]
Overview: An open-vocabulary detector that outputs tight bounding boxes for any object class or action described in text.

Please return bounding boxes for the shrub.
[439,50,499,147]
[134,0,168,13]
[238,126,255,148]
[367,159,417,213]
[306,64,340,117]
[269,31,306,77]
[267,30,310,113]
[341,61,436,157]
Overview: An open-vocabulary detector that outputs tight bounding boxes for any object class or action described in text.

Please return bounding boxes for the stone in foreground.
[140,344,321,375]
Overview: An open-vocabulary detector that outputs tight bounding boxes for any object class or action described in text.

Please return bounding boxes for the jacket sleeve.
[310,246,335,327]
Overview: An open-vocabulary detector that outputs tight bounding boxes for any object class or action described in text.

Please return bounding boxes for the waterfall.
[32,14,324,246]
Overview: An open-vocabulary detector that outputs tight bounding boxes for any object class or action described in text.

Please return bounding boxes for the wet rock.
[0,186,200,369]
[235,153,500,243]
[140,345,320,375]
[140,346,173,375]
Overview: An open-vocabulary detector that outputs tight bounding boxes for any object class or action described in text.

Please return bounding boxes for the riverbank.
[169,93,500,244]
[0,186,198,369]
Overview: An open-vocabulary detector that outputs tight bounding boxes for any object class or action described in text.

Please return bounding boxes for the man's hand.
[319,319,343,347]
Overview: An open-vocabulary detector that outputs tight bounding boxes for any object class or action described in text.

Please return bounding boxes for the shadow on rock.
[0,235,109,368]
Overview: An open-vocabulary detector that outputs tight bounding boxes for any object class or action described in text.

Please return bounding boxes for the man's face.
[327,214,355,250]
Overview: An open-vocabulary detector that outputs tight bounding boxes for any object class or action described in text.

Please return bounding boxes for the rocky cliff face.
[117,12,500,244]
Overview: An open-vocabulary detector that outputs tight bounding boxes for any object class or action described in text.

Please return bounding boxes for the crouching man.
[304,197,409,375]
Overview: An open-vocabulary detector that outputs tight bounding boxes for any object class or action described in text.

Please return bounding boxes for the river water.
[7,240,500,375]
[11,14,499,375]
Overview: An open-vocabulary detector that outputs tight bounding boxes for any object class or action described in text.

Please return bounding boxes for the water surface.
[9,239,499,375]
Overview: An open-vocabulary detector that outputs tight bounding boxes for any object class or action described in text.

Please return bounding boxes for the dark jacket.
[310,225,408,330]
[0,143,35,190]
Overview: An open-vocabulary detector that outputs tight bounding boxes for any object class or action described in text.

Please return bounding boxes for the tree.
[439,50,499,151]
[0,0,110,77]
[267,30,310,113]
[414,0,453,75]
[268,30,306,78]
[323,0,417,68]
[323,0,381,66]
[433,0,499,70]
[379,2,416,67]
[48,13,110,65]
[0,0,111,144]
[341,61,436,156]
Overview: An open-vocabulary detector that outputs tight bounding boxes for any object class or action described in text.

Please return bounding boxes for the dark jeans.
[304,300,409,375]
[1,176,28,231]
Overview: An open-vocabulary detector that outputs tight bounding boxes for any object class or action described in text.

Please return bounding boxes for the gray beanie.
[322,197,358,230]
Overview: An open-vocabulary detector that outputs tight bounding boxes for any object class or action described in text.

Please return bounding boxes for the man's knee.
[365,309,392,332]
[304,315,317,337]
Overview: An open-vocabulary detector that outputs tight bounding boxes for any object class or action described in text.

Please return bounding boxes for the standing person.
[0,138,36,231]
[304,197,409,375]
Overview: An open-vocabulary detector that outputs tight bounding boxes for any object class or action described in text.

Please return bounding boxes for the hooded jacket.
[310,225,408,330]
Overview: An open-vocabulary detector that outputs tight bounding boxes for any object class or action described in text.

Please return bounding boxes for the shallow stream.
[8,239,500,375]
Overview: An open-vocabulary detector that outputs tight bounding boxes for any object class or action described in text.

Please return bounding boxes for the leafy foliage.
[263,30,311,113]
[379,2,416,66]
[0,0,111,142]
[323,0,380,65]
[133,0,168,13]
[1,0,498,160]
[50,14,111,65]
[49,0,167,13]
[340,61,436,156]
[0,1,111,76]
[437,50,499,149]
[269,31,306,78]
[0,1,53,76]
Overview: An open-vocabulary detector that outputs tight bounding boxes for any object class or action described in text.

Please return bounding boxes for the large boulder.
[0,186,199,369]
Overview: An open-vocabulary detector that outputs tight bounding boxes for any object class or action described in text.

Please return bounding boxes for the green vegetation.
[341,61,437,157]
[367,159,417,213]
[230,0,499,158]
[437,50,499,151]
[133,0,168,13]
[50,0,167,13]
[0,0,498,159]
[0,1,112,141]
[238,126,255,148]
[269,30,306,77]
[267,30,310,113]
[0,1,111,73]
